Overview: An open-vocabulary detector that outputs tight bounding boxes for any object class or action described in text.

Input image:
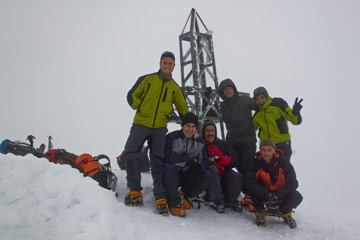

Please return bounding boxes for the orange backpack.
[76,153,101,177]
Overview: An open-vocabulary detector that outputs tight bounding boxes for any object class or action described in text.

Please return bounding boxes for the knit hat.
[160,51,175,62]
[253,86,269,99]
[259,138,276,149]
[181,112,199,129]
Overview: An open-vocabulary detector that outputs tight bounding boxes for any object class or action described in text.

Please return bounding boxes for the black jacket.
[218,79,257,145]
[245,150,299,199]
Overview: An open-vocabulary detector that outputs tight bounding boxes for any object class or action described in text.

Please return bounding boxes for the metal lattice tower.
[178,8,225,138]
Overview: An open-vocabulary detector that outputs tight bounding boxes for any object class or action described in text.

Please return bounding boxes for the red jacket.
[205,139,233,176]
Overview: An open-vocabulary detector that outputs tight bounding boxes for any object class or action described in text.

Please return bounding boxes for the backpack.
[117,145,150,173]
[0,135,45,158]
[42,149,78,169]
[76,153,117,191]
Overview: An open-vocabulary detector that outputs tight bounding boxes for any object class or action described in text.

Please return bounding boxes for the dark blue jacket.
[164,130,211,171]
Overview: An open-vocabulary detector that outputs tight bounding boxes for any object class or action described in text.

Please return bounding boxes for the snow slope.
[1,155,359,240]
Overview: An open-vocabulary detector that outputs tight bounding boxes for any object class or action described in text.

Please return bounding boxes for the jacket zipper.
[162,87,168,102]
[152,82,165,128]
[264,107,271,138]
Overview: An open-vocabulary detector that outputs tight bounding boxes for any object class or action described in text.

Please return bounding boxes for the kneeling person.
[202,121,243,213]
[245,138,303,228]
[164,113,213,217]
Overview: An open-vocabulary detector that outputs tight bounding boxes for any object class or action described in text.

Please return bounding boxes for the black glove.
[265,191,281,208]
[292,97,303,116]
[187,159,202,175]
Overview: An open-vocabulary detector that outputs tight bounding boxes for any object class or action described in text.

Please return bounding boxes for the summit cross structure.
[177,8,225,138]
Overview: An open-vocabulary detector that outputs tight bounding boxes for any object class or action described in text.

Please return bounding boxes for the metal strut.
[177,8,225,138]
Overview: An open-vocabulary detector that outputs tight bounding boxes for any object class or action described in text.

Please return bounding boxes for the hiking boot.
[182,197,193,210]
[170,204,186,217]
[280,212,297,229]
[124,191,143,206]
[156,198,169,216]
[255,211,266,227]
[212,200,225,214]
[225,200,243,212]
[240,194,256,212]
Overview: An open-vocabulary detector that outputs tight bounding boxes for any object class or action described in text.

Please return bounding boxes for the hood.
[218,78,239,101]
[201,121,217,142]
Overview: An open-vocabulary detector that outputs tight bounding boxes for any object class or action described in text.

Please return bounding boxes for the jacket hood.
[218,79,239,101]
[201,121,217,142]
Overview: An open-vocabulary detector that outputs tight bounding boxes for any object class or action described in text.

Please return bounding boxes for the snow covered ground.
[1,155,359,240]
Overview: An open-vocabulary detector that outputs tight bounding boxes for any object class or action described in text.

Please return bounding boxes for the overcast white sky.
[1,0,360,211]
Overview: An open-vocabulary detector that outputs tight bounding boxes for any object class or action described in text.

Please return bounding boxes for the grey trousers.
[124,124,167,199]
[205,164,224,202]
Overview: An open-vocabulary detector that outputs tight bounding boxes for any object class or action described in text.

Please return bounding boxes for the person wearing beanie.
[123,51,188,216]
[244,138,303,228]
[181,112,199,129]
[252,86,303,162]
[163,112,217,217]
[218,79,258,174]
[202,121,244,213]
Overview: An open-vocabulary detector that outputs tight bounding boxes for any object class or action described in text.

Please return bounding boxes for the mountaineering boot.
[240,194,256,212]
[169,204,186,217]
[255,211,266,227]
[124,191,143,206]
[225,200,243,212]
[156,198,169,216]
[280,212,297,229]
[212,200,225,214]
[182,197,193,210]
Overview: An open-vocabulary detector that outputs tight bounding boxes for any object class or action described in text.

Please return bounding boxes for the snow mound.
[0,156,359,240]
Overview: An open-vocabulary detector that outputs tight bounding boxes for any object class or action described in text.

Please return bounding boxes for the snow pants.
[124,124,167,199]
[276,140,292,162]
[249,190,303,214]
[221,169,243,203]
[230,141,256,174]
[164,163,209,207]
[205,164,224,202]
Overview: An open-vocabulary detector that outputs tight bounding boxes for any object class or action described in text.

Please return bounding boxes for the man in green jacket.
[252,87,303,162]
[123,51,188,216]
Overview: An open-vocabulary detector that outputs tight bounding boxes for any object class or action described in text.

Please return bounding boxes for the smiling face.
[160,57,175,78]
[182,123,197,138]
[204,125,216,144]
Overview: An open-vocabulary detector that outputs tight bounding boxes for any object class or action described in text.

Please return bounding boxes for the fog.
[1,0,359,212]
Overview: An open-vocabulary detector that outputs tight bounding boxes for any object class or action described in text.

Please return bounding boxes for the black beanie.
[160,51,175,62]
[181,112,199,129]
[253,86,269,99]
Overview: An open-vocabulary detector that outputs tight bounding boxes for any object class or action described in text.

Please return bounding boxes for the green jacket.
[252,96,301,144]
[127,70,188,128]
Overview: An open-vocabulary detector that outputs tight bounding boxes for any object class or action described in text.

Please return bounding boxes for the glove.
[292,97,303,116]
[265,191,280,208]
[187,159,202,175]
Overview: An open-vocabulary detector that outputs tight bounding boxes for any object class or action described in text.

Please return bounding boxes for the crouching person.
[245,138,303,228]
[164,112,222,217]
[202,121,243,213]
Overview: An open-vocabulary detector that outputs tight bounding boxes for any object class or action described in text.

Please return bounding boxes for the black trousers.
[164,163,208,207]
[249,190,303,214]
[230,142,256,174]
